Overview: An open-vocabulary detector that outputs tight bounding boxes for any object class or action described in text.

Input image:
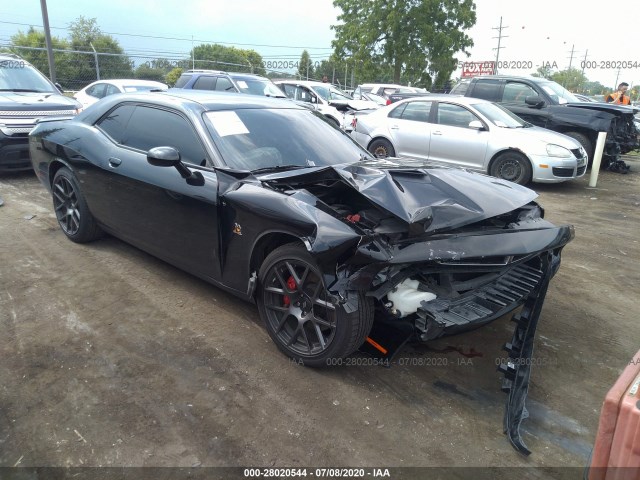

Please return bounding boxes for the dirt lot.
[0,162,638,477]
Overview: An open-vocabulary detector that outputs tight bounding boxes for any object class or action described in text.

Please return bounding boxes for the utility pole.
[581,49,588,75]
[567,44,576,70]
[40,0,56,83]
[191,35,195,70]
[492,17,508,75]
[90,43,100,80]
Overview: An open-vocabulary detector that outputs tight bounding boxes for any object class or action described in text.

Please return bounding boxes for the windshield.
[204,108,370,171]
[539,81,581,105]
[313,85,352,101]
[362,92,387,105]
[236,78,285,97]
[473,102,528,128]
[0,61,57,92]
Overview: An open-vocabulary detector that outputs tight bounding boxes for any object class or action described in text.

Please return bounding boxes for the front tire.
[51,167,103,243]
[368,138,395,158]
[257,243,374,367]
[563,131,592,165]
[489,151,533,185]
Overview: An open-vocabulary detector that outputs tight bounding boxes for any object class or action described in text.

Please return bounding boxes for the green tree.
[165,67,183,87]
[550,67,588,92]
[297,50,315,80]
[67,16,133,87]
[191,44,265,75]
[331,0,476,86]
[10,27,75,85]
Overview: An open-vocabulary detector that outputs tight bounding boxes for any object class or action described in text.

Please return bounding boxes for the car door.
[427,102,489,170]
[386,101,433,159]
[90,103,222,280]
[500,81,550,128]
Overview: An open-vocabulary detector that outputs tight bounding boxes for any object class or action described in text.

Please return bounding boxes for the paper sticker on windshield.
[236,81,248,89]
[206,111,250,137]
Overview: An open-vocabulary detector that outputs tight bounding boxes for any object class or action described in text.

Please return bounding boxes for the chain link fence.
[3,44,449,93]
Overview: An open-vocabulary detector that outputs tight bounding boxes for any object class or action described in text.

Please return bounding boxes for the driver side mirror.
[55,82,64,93]
[147,146,204,186]
[525,96,545,108]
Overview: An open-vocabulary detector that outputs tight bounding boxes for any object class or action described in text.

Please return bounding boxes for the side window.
[469,79,501,101]
[281,84,296,98]
[87,83,106,99]
[449,81,470,95]
[388,103,407,119]
[174,74,191,88]
[120,106,208,166]
[96,103,136,143]
[192,76,216,90]
[436,103,480,128]
[399,101,432,122]
[215,77,235,92]
[105,84,120,97]
[297,87,314,103]
[502,82,537,104]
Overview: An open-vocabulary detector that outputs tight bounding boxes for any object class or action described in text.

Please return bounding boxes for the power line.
[0,20,334,50]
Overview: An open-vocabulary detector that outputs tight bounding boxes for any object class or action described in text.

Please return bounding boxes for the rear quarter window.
[468,79,501,102]
[174,75,192,88]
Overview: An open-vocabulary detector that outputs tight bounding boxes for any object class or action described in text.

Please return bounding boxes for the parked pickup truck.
[450,75,639,171]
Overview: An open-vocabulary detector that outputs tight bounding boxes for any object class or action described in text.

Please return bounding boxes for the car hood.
[0,91,80,110]
[566,102,637,116]
[497,125,581,149]
[257,159,537,234]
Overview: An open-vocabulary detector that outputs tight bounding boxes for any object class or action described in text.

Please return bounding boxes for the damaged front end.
[261,161,574,454]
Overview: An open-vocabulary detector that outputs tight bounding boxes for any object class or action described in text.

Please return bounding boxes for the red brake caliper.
[283,276,296,306]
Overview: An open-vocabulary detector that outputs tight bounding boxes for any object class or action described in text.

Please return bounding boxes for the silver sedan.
[350,95,587,184]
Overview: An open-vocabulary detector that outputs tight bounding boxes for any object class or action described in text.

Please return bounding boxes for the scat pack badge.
[233,223,242,235]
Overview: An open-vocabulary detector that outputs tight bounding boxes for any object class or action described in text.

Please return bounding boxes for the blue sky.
[1,0,637,89]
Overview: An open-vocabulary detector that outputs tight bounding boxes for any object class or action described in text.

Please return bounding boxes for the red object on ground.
[589,349,640,480]
[346,214,361,223]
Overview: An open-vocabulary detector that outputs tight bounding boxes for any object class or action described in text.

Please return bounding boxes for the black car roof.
[78,90,304,124]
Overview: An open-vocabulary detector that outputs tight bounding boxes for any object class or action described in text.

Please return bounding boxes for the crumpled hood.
[0,91,79,110]
[567,102,637,117]
[258,159,538,233]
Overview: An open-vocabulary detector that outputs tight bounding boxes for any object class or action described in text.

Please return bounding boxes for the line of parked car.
[2,53,637,185]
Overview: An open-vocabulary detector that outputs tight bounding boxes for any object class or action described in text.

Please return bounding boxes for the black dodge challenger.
[30,91,574,453]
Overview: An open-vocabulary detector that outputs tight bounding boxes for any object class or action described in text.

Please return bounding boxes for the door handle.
[108,157,122,167]
[433,131,442,135]
[390,125,399,129]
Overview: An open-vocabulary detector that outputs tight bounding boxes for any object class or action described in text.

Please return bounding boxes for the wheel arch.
[366,135,395,151]
[48,159,73,189]
[487,148,534,174]
[249,231,306,297]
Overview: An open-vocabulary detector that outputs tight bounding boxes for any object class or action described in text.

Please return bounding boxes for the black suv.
[173,70,286,98]
[450,75,639,170]
[0,54,81,172]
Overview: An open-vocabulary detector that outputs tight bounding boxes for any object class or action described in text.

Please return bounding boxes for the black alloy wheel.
[258,244,373,367]
[51,167,103,243]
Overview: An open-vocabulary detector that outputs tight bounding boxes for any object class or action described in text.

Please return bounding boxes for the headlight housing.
[546,144,572,158]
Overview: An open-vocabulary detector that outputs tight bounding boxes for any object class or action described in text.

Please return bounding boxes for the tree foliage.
[191,44,266,76]
[297,50,315,80]
[165,68,184,87]
[10,16,133,89]
[550,68,588,92]
[331,0,476,88]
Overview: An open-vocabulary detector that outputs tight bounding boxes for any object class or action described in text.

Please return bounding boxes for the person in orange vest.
[605,82,631,104]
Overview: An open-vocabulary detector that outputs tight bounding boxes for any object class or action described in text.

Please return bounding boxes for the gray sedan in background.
[350,96,587,184]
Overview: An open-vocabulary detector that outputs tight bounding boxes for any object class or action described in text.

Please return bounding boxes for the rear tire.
[489,151,533,185]
[257,243,374,367]
[51,167,103,243]
[368,138,395,158]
